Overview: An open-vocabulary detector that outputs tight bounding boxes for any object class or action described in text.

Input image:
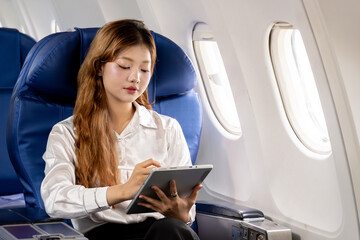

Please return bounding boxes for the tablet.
[126,164,213,214]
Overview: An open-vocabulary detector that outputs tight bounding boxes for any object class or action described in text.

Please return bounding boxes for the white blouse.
[40,103,196,233]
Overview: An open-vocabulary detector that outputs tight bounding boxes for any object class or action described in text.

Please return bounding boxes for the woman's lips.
[125,87,138,94]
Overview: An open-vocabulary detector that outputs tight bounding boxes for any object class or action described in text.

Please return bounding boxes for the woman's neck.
[109,102,136,134]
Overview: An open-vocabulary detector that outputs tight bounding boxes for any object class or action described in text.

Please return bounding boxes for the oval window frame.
[269,22,331,155]
[193,23,242,135]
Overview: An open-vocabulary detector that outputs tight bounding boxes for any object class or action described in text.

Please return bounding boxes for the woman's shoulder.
[51,116,75,134]
[138,105,179,131]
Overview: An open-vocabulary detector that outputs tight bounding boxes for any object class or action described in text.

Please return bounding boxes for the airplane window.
[270,23,331,154]
[193,23,241,135]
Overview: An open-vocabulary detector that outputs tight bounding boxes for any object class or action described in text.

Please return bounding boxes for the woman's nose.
[129,69,140,83]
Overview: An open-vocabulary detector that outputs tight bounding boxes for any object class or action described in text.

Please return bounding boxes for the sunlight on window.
[51,19,61,33]
[270,23,331,154]
[193,23,241,135]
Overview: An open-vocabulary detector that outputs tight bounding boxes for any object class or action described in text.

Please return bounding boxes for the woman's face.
[101,44,152,107]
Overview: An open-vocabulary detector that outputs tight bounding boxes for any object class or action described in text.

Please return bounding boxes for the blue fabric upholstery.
[149,32,201,162]
[0,28,35,204]
[7,28,202,209]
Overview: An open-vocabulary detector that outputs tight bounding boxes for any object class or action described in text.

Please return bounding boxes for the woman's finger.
[150,186,169,202]
[169,179,178,198]
[137,159,161,168]
[138,201,162,213]
[136,166,156,175]
[139,194,161,205]
[187,184,202,205]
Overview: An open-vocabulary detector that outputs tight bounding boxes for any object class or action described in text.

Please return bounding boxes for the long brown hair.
[74,19,156,188]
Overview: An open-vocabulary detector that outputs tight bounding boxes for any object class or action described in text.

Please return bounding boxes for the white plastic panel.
[97,0,142,23]
[317,0,360,144]
[0,0,22,31]
[144,0,360,239]
[51,0,105,31]
[19,0,59,39]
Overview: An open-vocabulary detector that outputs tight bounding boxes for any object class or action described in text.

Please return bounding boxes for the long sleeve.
[40,121,110,219]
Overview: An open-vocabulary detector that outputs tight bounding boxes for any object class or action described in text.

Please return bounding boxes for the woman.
[41,19,201,240]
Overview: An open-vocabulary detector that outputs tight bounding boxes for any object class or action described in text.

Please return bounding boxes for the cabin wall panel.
[194,0,271,208]
[212,0,345,234]
[317,0,360,141]
[51,0,105,31]
[145,0,263,204]
[144,0,206,51]
[97,0,143,23]
[146,0,360,239]
[0,0,22,30]
[15,0,57,40]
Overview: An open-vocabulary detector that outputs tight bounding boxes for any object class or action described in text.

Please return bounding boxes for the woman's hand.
[124,159,161,198]
[106,159,161,206]
[138,179,202,223]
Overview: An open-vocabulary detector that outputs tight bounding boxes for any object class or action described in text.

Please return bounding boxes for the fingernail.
[151,186,155,190]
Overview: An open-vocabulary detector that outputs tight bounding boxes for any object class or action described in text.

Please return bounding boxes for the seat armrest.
[196,201,291,240]
[196,201,264,221]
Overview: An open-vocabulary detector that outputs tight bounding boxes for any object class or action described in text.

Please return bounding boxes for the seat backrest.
[7,28,202,209]
[0,28,35,196]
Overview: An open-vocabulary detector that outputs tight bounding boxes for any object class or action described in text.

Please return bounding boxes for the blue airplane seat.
[6,27,202,210]
[149,32,202,163]
[0,28,35,209]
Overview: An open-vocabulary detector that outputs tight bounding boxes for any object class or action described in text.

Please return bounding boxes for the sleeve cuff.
[190,204,196,223]
[83,187,110,214]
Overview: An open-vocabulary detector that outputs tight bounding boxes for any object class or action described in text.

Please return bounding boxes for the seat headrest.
[148,32,196,102]
[24,28,196,104]
[0,28,35,88]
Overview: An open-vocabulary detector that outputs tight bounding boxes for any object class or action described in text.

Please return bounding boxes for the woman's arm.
[41,121,162,219]
[41,123,109,219]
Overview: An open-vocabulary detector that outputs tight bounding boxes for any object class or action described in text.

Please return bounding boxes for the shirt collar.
[133,102,157,129]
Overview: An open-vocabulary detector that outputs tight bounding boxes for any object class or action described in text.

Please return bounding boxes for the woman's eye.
[141,69,150,73]
[117,64,130,70]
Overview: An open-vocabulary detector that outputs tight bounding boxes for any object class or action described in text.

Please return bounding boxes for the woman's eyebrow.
[116,56,150,64]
